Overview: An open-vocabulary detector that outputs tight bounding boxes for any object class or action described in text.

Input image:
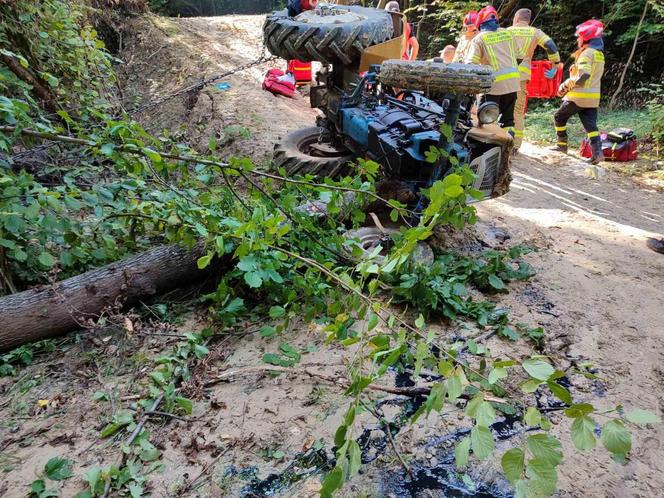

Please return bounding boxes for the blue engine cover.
[339,93,469,183]
[406,131,439,161]
[446,141,470,164]
[340,106,387,147]
[404,132,469,164]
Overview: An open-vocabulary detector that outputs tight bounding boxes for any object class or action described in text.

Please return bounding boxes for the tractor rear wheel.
[263,5,394,66]
[343,227,434,266]
[379,60,495,95]
[274,127,354,178]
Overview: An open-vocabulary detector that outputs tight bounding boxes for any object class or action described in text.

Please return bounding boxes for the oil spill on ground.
[380,416,522,498]
[381,456,513,498]
[240,367,549,497]
[233,448,332,497]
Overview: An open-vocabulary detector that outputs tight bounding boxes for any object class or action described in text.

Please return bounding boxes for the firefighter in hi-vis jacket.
[508,8,561,152]
[453,11,478,63]
[464,6,521,137]
[554,20,606,164]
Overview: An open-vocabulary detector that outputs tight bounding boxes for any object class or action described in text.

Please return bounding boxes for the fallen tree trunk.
[0,244,206,352]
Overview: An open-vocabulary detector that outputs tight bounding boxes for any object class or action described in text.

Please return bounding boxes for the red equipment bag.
[262,68,295,98]
[579,131,639,162]
[287,60,312,85]
[526,60,563,99]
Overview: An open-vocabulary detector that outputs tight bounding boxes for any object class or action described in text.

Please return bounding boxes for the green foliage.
[28,480,58,498]
[0,0,114,128]
[641,83,664,149]
[0,339,56,376]
[385,245,534,324]
[524,101,655,148]
[0,5,660,497]
[28,457,74,497]
[0,170,156,289]
[44,457,74,481]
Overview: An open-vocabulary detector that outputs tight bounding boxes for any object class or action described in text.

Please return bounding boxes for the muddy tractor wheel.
[263,5,394,65]
[344,227,434,266]
[274,127,354,178]
[379,60,494,95]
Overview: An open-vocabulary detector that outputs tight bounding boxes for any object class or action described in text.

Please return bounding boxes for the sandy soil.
[478,144,664,498]
[118,15,317,163]
[1,13,663,498]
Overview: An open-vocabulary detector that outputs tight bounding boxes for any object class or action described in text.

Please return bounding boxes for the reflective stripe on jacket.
[464,29,520,95]
[507,22,560,81]
[564,47,605,108]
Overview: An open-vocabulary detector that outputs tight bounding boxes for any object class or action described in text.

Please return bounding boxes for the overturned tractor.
[264,4,513,214]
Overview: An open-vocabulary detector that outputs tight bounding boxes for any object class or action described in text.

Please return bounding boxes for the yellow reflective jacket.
[563,47,605,108]
[464,29,520,95]
[507,22,560,81]
[453,32,476,63]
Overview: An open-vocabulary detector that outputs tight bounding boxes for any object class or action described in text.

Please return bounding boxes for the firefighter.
[287,0,317,17]
[508,8,561,152]
[464,6,521,137]
[554,20,606,164]
[385,1,400,12]
[453,11,478,62]
[384,2,419,60]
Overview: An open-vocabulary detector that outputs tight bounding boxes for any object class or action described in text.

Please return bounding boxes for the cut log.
[0,244,206,352]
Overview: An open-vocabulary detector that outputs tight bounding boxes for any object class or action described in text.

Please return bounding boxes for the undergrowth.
[1,2,661,497]
[525,101,654,150]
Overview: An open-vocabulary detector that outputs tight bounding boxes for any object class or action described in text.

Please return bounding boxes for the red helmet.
[476,5,498,27]
[464,11,478,27]
[575,19,604,42]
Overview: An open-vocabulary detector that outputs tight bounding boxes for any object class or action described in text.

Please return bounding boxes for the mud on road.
[1,14,663,498]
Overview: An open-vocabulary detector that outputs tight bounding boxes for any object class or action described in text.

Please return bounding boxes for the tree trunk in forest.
[416,0,428,39]
[0,244,208,352]
[609,1,649,110]
[498,0,521,20]
[0,53,59,114]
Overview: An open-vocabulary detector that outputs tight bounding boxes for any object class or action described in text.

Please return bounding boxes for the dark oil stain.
[238,448,332,497]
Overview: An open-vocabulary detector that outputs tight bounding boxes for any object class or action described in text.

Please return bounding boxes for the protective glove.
[557,79,571,97]
[545,65,558,80]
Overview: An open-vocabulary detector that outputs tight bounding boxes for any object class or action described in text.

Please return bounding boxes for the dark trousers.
[481,92,517,131]
[554,100,599,146]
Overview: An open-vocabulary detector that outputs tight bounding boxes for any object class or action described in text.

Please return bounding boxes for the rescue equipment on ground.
[287,60,313,85]
[580,128,638,162]
[526,60,562,99]
[262,68,295,98]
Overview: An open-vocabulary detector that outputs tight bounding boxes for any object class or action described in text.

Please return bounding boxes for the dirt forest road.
[125,14,664,496]
[479,145,664,496]
[140,16,664,497]
[1,13,663,498]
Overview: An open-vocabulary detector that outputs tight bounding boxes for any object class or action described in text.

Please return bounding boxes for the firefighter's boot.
[553,125,568,153]
[586,137,604,165]
[550,142,568,154]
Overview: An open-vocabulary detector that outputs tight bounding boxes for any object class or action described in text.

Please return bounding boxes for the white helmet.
[385,1,400,13]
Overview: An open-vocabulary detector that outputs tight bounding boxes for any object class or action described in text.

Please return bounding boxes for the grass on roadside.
[524,101,654,149]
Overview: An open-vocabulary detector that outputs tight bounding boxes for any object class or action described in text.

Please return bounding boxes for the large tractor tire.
[263,5,394,66]
[343,227,434,266]
[379,60,495,95]
[274,127,354,178]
